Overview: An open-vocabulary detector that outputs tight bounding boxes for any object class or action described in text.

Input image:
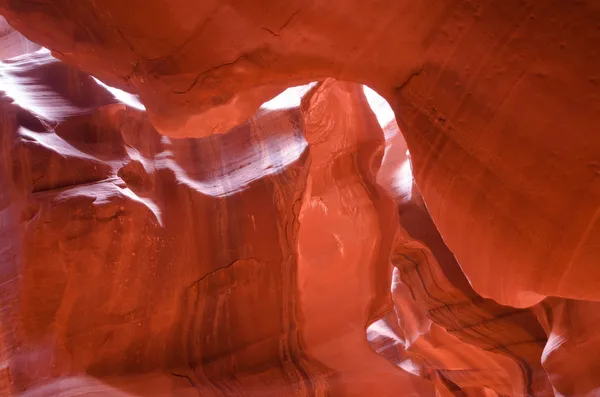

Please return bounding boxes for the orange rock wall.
[0,2,599,396]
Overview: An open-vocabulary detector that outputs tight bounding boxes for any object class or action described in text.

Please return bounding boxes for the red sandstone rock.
[295,80,435,397]
[0,52,440,396]
[366,114,552,397]
[2,1,599,307]
[534,298,600,397]
[0,3,600,396]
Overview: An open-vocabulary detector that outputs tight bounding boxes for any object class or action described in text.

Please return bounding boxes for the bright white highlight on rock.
[120,186,164,227]
[157,136,308,198]
[362,85,396,133]
[395,154,413,201]
[92,77,146,111]
[0,48,83,121]
[260,83,318,110]
[367,319,403,344]
[19,127,100,162]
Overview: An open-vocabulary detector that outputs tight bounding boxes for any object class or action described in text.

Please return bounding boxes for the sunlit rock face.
[0,51,440,396]
[368,107,553,397]
[1,3,600,396]
[2,0,600,309]
[0,16,38,59]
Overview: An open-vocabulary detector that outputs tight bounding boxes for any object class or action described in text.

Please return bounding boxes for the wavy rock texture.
[534,299,600,397]
[368,100,600,397]
[0,16,38,60]
[366,113,551,397]
[0,3,599,396]
[2,0,599,308]
[0,51,441,396]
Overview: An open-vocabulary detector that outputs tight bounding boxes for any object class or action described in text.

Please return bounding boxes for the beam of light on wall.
[92,77,146,111]
[366,319,404,345]
[0,16,42,60]
[155,135,308,198]
[260,83,317,110]
[394,152,413,201]
[363,84,413,201]
[366,318,421,376]
[362,85,396,138]
[0,47,82,121]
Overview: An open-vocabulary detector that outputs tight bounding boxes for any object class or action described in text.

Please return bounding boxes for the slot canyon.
[0,1,599,396]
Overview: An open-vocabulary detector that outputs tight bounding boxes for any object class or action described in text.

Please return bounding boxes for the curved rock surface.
[2,0,599,307]
[0,50,439,396]
[0,4,599,396]
[0,16,38,59]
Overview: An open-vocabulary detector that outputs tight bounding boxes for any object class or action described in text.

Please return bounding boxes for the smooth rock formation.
[0,16,38,60]
[0,3,599,396]
[0,50,439,396]
[534,299,600,397]
[2,1,599,308]
[366,113,551,397]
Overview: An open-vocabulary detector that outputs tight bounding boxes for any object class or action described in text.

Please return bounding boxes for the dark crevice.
[185,258,260,290]
[170,372,196,388]
[171,55,246,95]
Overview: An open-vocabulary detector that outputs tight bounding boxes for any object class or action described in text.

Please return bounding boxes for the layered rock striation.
[0,3,599,395]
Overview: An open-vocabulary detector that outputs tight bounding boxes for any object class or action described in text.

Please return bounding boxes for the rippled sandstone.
[0,2,600,396]
[2,0,599,307]
[0,50,438,396]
